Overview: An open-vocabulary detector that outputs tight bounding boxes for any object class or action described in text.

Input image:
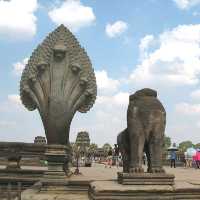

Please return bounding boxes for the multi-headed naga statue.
[20,25,97,145]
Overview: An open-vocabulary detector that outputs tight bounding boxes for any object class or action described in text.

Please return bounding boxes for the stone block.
[118,172,175,185]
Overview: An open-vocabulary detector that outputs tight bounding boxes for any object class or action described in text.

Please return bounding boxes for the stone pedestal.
[41,144,70,191]
[118,172,175,185]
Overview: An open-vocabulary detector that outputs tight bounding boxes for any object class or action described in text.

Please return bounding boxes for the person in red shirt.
[196,151,200,168]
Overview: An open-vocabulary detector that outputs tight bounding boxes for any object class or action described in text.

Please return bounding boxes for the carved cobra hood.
[20,25,97,144]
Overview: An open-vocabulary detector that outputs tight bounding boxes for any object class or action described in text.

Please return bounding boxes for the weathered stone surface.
[21,180,90,200]
[0,168,44,192]
[89,180,200,200]
[0,142,46,167]
[118,88,166,174]
[41,144,70,189]
[22,192,89,200]
[118,172,174,185]
[20,24,97,145]
[117,128,130,173]
[5,143,22,170]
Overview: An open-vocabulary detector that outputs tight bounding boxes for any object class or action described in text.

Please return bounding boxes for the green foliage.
[164,136,171,149]
[195,143,200,149]
[178,141,194,152]
[89,143,98,153]
[89,143,98,151]
[102,143,112,152]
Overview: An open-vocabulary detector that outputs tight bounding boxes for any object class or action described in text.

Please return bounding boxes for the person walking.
[108,147,113,168]
[184,151,188,168]
[188,154,193,168]
[143,153,147,165]
[114,144,119,168]
[195,150,200,169]
[170,150,176,168]
[105,147,113,168]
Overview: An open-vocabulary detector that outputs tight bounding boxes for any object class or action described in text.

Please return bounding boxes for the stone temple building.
[34,136,46,145]
[75,131,90,157]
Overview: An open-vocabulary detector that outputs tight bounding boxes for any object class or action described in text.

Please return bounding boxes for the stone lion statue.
[117,128,130,173]
[118,88,166,173]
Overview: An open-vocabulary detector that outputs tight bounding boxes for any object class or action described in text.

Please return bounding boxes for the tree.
[102,143,112,153]
[89,143,98,153]
[164,136,171,149]
[178,141,194,152]
[195,143,200,149]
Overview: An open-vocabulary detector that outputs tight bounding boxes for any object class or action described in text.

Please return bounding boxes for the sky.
[0,0,200,146]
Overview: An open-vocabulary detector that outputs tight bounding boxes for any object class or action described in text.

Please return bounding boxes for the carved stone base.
[118,172,175,185]
[40,144,70,190]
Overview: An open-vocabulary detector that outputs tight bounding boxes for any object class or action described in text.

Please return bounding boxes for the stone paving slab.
[22,193,89,200]
[90,180,173,192]
[89,180,200,200]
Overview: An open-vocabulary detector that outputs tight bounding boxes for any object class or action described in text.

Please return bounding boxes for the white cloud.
[13,57,28,76]
[196,121,200,127]
[190,89,200,100]
[8,94,21,106]
[97,92,129,106]
[0,120,16,127]
[139,34,155,59]
[70,90,130,145]
[105,20,128,38]
[175,102,200,115]
[173,0,200,9]
[127,24,200,144]
[95,70,120,94]
[129,24,200,87]
[70,91,129,146]
[193,11,200,16]
[0,94,44,143]
[113,92,129,106]
[139,34,154,52]
[48,0,96,32]
[0,0,38,39]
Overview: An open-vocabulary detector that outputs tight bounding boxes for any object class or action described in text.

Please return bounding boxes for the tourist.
[184,151,187,168]
[195,150,200,169]
[118,152,122,167]
[170,150,176,168]
[188,155,193,168]
[114,144,119,168]
[106,147,113,168]
[184,151,192,168]
[143,153,147,165]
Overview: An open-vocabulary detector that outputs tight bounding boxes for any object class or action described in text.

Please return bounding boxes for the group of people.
[169,149,200,169]
[185,150,200,168]
[104,145,200,169]
[105,144,121,168]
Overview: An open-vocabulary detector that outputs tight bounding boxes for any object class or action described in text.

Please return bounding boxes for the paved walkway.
[1,163,200,183]
[20,163,200,200]
[71,163,200,184]
[4,163,196,200]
